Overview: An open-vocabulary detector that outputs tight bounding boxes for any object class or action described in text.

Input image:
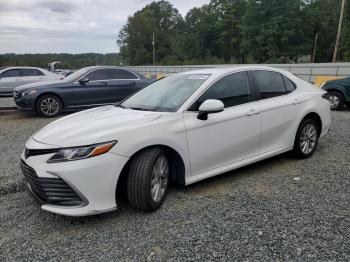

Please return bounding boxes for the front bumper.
[14,93,36,111]
[21,139,129,216]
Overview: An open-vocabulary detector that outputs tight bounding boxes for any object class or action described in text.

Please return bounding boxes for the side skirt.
[185,146,292,186]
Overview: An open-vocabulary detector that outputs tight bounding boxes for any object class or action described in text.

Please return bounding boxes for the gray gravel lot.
[0,109,349,261]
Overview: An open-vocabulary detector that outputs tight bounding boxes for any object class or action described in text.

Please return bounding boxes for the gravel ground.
[0,109,349,261]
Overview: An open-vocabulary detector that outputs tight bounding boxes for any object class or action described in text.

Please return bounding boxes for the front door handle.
[247,109,259,116]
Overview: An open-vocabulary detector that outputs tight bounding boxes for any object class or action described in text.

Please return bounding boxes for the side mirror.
[197,99,224,120]
[78,77,89,84]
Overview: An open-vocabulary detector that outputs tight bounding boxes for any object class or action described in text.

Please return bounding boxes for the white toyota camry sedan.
[21,66,331,216]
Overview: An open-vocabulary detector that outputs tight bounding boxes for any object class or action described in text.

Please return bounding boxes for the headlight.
[319,82,326,89]
[22,90,37,96]
[47,141,117,163]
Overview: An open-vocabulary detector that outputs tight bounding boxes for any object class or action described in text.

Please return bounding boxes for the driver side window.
[188,71,251,111]
[84,69,108,81]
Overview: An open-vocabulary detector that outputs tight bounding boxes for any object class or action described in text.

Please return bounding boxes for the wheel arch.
[115,144,186,200]
[326,87,346,98]
[299,112,322,138]
[35,92,64,109]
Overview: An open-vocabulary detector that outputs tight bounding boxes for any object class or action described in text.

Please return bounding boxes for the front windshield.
[63,67,91,81]
[121,74,210,112]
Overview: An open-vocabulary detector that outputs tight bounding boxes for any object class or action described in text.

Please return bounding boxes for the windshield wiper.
[128,107,156,112]
[115,102,129,109]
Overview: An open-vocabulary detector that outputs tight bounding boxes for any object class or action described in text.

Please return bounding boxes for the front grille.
[21,160,83,207]
[25,148,59,159]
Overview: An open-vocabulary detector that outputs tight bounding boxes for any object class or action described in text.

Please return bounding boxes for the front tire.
[36,94,62,117]
[328,91,344,110]
[127,148,170,212]
[293,118,319,159]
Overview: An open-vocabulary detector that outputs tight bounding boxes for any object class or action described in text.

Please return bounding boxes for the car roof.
[82,66,146,78]
[180,65,287,77]
[0,66,45,71]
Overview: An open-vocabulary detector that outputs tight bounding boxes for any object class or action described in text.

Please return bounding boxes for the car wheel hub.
[329,95,340,108]
[41,98,59,116]
[151,156,169,203]
[300,124,317,154]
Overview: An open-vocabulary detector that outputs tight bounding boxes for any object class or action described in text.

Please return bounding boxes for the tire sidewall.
[328,91,344,111]
[294,118,319,158]
[36,95,62,117]
[146,151,170,210]
[127,148,170,211]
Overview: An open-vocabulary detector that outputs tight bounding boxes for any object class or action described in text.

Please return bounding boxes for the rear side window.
[21,69,44,76]
[2,69,21,78]
[189,71,251,111]
[283,75,296,92]
[253,71,291,99]
[106,69,138,80]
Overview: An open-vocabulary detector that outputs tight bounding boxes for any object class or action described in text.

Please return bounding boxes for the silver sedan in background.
[0,66,63,96]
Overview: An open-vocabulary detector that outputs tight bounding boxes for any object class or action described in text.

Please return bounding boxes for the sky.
[0,0,209,54]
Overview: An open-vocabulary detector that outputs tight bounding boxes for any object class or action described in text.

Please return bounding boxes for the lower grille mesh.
[21,160,83,206]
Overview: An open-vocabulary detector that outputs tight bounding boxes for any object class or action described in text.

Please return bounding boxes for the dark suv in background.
[14,66,153,117]
[321,76,350,110]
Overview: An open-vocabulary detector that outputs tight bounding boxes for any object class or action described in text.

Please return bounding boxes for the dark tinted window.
[189,71,251,111]
[106,69,138,79]
[85,69,108,81]
[253,71,287,99]
[84,69,138,81]
[2,69,21,78]
[21,69,44,76]
[283,76,296,92]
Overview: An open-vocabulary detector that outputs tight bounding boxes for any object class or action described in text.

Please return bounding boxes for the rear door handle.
[247,109,259,116]
[293,98,302,105]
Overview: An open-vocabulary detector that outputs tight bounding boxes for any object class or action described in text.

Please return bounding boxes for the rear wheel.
[127,148,170,212]
[293,118,319,159]
[328,91,344,110]
[36,94,62,117]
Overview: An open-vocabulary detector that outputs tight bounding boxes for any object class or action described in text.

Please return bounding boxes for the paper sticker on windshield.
[187,74,210,80]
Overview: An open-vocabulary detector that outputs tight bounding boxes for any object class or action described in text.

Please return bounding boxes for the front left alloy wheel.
[127,148,170,212]
[36,94,62,117]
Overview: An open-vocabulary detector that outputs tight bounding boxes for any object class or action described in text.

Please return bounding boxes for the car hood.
[15,80,68,92]
[324,77,349,86]
[32,105,163,147]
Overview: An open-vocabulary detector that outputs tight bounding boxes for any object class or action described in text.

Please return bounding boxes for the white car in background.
[21,66,331,216]
[0,66,63,96]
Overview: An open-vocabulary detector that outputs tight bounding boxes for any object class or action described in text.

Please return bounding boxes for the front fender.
[109,113,192,179]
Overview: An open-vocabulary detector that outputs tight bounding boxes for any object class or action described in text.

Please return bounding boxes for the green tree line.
[118,0,350,65]
[0,53,122,69]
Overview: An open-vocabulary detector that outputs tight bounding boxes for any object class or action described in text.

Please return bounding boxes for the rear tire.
[36,94,62,117]
[293,118,319,159]
[328,91,344,111]
[127,148,170,212]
